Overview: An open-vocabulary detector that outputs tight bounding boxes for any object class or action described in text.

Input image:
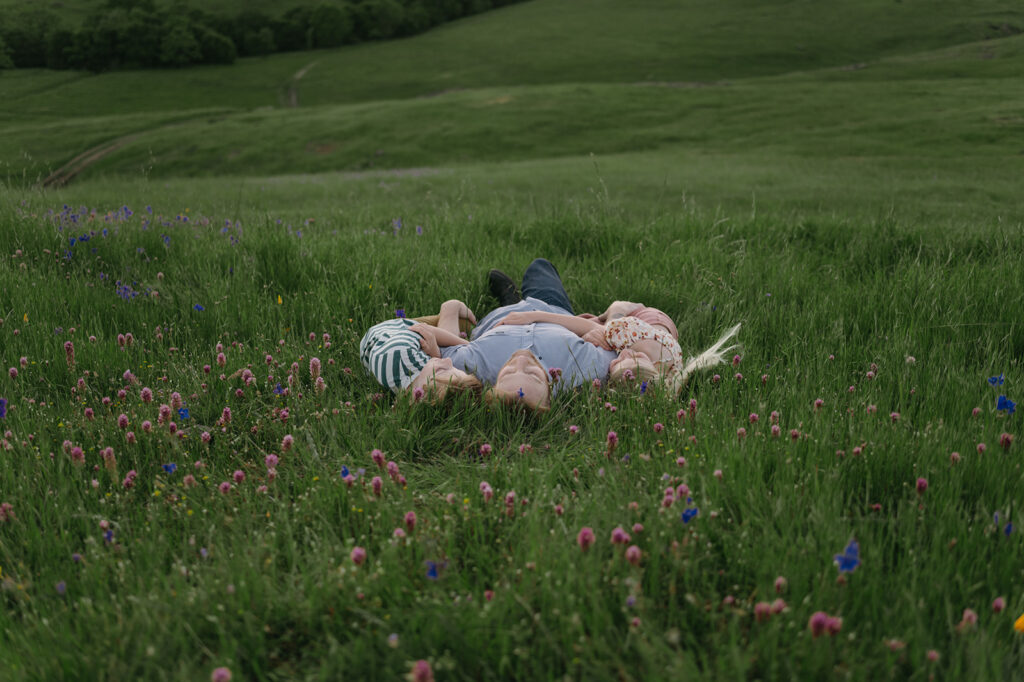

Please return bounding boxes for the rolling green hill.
[1,0,1023,189]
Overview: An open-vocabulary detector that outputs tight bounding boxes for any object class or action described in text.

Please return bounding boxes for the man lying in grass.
[359,299,483,402]
[439,259,618,412]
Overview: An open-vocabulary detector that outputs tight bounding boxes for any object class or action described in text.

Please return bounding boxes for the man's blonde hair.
[484,386,551,413]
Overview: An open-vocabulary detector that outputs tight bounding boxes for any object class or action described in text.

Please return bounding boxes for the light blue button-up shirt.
[442,298,616,394]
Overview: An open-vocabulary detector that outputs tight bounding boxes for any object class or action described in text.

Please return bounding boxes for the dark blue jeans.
[521,258,574,314]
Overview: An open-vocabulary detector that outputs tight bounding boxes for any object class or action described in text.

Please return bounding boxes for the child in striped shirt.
[360,300,482,401]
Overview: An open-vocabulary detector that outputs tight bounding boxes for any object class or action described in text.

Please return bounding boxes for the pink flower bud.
[808,611,829,638]
[610,526,631,545]
[577,527,595,551]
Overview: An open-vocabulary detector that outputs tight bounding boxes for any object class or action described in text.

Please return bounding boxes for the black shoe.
[488,269,521,306]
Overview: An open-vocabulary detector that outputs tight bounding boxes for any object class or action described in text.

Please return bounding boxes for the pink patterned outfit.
[604,317,684,380]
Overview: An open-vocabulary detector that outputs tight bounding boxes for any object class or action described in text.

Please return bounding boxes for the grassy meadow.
[2,0,1024,679]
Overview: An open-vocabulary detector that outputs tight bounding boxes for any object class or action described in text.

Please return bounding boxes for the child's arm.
[436,299,476,337]
[409,324,468,358]
[494,310,604,338]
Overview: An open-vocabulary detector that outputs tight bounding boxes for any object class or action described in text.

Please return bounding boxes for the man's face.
[493,350,550,410]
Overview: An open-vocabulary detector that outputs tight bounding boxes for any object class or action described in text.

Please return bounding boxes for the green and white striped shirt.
[359,319,429,393]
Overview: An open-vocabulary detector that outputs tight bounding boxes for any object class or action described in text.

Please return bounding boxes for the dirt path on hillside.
[40,135,142,188]
[284,61,319,107]
[39,114,231,189]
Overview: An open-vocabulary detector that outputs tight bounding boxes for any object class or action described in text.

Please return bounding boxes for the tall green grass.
[0,170,1022,679]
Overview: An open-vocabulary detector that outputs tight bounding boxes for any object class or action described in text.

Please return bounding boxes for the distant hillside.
[1,0,1023,187]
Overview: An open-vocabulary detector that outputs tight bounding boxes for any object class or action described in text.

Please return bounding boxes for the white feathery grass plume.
[671,323,742,395]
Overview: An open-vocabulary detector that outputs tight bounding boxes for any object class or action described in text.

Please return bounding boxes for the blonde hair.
[407,372,483,405]
[484,385,551,413]
[608,360,660,386]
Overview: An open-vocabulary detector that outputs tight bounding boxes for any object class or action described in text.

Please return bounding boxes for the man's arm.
[494,310,604,338]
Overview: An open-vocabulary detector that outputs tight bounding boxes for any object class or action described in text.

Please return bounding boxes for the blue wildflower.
[640,381,648,394]
[989,374,1005,386]
[103,530,114,544]
[0,397,7,419]
[997,395,1016,415]
[162,463,177,475]
[425,560,439,580]
[518,388,525,399]
[1006,523,1014,537]
[395,309,406,318]
[193,304,204,311]
[681,507,699,524]
[273,383,284,395]
[341,465,350,478]
[177,408,189,420]
[833,539,860,573]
